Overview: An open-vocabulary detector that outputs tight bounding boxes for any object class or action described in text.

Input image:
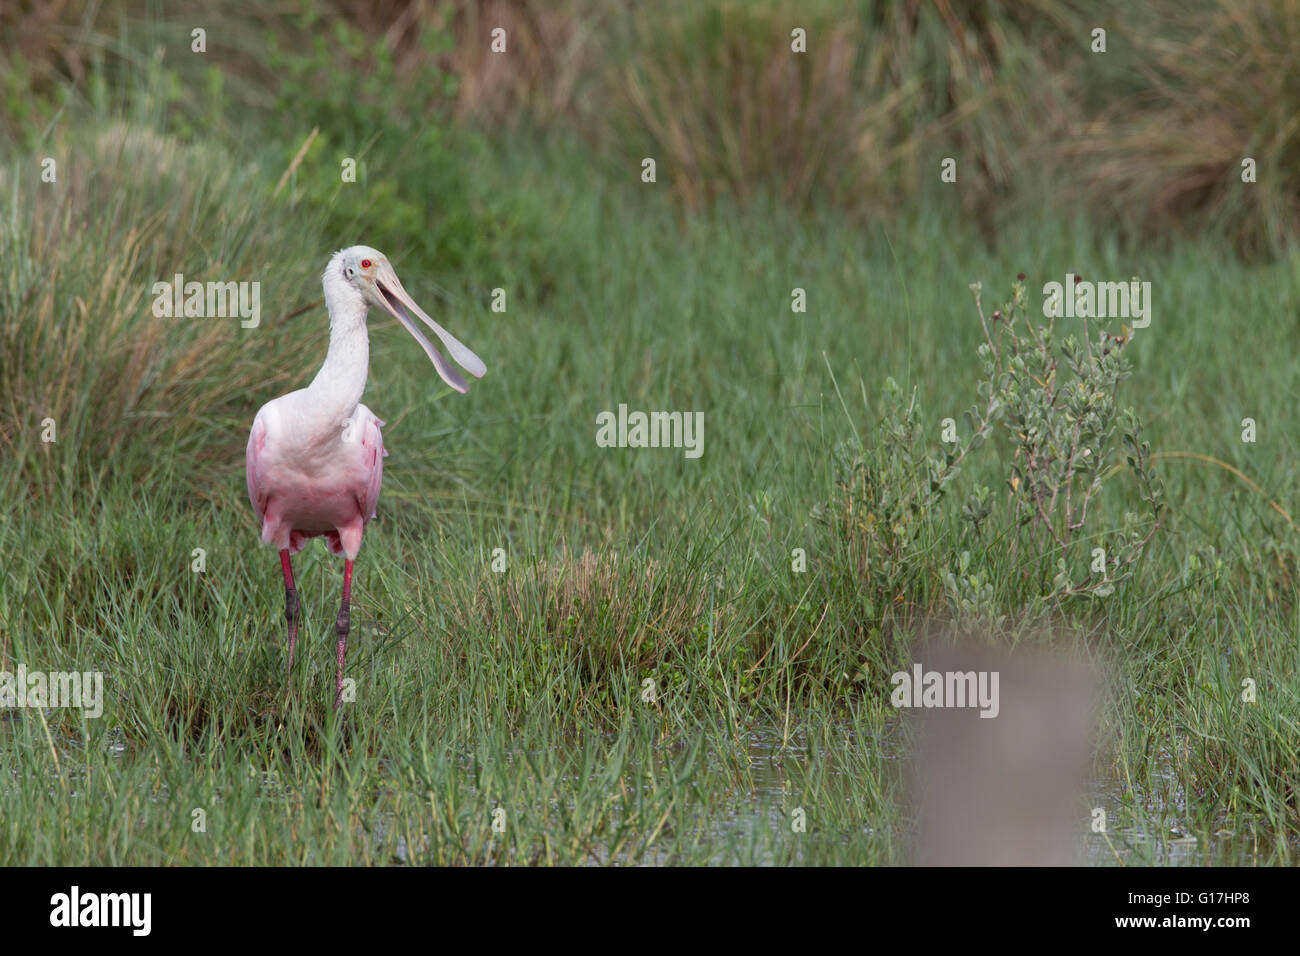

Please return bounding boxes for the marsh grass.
[2,3,1300,864]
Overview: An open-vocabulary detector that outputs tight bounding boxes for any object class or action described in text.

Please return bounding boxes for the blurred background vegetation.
[4,0,1297,255]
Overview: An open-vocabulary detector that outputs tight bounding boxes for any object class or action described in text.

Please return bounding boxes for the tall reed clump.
[0,120,323,506]
[606,0,1074,217]
[1063,0,1300,256]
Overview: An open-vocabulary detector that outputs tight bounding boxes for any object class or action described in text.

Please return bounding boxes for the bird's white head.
[326,245,486,394]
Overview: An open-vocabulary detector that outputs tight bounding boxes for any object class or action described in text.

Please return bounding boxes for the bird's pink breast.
[247,404,385,560]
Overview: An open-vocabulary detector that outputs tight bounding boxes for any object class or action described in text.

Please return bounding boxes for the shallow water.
[6,716,1292,864]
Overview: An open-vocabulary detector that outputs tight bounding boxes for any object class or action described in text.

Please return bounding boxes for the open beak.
[370,261,486,394]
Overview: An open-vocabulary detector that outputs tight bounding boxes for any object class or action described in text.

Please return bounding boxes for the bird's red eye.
[361,259,372,269]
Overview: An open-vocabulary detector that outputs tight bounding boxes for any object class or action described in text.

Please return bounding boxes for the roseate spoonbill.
[246,246,485,708]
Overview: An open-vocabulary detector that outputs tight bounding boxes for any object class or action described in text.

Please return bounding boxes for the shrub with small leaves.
[824,274,1166,625]
[944,276,1166,600]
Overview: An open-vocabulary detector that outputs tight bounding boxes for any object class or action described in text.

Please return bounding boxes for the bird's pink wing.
[246,412,268,518]
[360,412,386,521]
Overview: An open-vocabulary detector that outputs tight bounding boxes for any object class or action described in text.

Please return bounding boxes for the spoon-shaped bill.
[372,264,487,392]
[393,308,470,393]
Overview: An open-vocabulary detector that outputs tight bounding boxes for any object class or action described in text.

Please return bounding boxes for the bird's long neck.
[305,271,370,425]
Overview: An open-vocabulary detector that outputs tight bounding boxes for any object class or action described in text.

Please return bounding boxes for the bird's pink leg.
[279,549,300,675]
[334,559,354,710]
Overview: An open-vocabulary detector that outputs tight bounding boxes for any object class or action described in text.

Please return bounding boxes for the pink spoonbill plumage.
[246,246,485,708]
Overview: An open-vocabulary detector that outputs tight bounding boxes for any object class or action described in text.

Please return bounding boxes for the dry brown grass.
[439,0,600,124]
[0,0,93,86]
[1063,0,1300,253]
